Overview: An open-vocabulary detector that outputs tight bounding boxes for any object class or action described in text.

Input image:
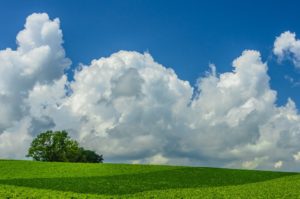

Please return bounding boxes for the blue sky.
[2,1,300,170]
[1,0,300,106]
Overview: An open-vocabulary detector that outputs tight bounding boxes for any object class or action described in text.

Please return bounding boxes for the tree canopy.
[27,130,103,163]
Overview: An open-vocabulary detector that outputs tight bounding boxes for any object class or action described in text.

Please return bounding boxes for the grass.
[0,160,299,198]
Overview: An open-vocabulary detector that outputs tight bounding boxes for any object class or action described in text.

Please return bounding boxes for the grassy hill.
[0,160,299,198]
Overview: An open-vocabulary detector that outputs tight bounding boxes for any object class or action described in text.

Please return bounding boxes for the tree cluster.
[27,130,103,163]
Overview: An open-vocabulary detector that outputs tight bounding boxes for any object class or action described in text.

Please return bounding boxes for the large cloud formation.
[1,13,300,171]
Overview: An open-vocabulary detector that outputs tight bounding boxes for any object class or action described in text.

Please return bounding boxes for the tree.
[78,148,104,163]
[27,130,103,163]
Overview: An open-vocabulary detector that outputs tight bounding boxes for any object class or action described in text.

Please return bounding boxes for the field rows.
[0,160,299,198]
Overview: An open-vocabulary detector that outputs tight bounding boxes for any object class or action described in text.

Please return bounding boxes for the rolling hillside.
[0,160,299,198]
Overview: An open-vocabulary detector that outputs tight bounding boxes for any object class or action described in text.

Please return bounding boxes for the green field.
[0,160,300,198]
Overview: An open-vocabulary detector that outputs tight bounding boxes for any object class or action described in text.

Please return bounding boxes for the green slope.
[0,160,299,198]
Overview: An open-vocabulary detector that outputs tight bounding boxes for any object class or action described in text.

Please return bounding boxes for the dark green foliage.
[27,130,103,163]
[79,148,104,163]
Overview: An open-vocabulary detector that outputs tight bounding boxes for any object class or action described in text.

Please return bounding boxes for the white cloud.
[242,157,269,170]
[274,161,283,169]
[273,31,300,67]
[132,154,170,165]
[0,118,32,159]
[1,13,300,171]
[293,152,300,161]
[0,12,71,158]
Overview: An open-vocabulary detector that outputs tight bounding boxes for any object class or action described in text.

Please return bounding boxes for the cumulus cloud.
[0,13,70,158]
[273,31,300,67]
[1,13,300,171]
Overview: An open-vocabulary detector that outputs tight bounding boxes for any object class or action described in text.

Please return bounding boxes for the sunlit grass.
[0,160,299,198]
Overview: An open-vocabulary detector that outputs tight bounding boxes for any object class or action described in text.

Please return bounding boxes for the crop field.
[0,160,299,198]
